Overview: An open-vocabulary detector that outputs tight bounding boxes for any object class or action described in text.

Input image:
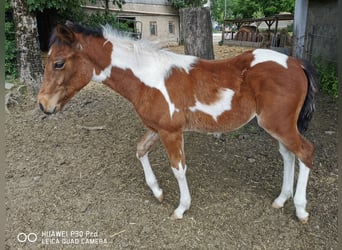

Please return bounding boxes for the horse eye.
[54,61,65,70]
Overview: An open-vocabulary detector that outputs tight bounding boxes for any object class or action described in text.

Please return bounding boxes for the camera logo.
[17,233,38,243]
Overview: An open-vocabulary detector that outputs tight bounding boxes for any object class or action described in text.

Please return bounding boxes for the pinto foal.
[38,22,318,223]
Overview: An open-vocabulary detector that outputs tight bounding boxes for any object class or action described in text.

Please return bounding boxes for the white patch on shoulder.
[92,65,112,82]
[102,25,198,118]
[189,88,235,122]
[251,49,288,69]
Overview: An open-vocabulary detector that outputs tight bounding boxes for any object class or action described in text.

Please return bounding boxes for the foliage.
[26,0,126,12]
[24,0,128,28]
[168,0,207,9]
[5,0,17,78]
[5,0,127,79]
[315,61,338,99]
[82,11,131,32]
[27,0,84,12]
[211,0,295,23]
[252,8,264,19]
[25,0,129,30]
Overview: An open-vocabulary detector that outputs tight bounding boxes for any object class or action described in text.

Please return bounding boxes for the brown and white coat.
[38,22,318,223]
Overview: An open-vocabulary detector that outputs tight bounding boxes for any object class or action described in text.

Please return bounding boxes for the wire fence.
[304,25,338,66]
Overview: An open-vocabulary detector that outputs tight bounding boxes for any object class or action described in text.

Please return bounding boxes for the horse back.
[141,50,309,133]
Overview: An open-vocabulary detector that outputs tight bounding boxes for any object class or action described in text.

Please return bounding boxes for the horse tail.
[297,59,319,134]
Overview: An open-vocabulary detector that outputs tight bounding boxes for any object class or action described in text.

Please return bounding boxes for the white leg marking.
[171,163,191,219]
[272,143,295,208]
[294,160,310,222]
[138,154,163,202]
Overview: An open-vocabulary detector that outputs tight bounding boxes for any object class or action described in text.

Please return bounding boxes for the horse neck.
[83,35,143,107]
[103,67,143,107]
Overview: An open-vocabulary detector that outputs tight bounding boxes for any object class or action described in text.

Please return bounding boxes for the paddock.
[5,46,337,249]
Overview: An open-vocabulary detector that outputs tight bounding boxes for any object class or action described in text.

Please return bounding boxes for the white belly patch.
[189,88,235,122]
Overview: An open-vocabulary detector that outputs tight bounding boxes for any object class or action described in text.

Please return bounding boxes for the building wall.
[135,15,180,46]
[110,0,175,15]
[304,0,337,64]
[84,0,180,46]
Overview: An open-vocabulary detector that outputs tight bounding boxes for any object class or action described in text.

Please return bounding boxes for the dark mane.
[49,21,103,48]
[66,21,103,37]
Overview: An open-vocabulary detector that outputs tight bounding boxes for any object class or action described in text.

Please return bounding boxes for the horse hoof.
[296,209,309,224]
[271,201,283,209]
[299,217,309,224]
[156,190,163,203]
[170,212,183,220]
[299,216,309,224]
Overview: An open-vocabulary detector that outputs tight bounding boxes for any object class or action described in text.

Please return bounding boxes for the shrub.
[5,2,17,79]
[315,60,338,99]
[83,11,132,32]
[316,62,338,99]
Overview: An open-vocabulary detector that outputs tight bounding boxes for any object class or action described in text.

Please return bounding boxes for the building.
[293,0,337,64]
[84,0,180,47]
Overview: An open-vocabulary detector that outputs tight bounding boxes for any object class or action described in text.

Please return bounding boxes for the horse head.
[37,22,96,114]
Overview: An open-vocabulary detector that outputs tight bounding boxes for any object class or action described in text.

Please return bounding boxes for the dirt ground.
[5,45,337,249]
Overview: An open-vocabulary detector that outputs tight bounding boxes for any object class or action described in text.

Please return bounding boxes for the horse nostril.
[39,103,44,112]
[38,102,56,115]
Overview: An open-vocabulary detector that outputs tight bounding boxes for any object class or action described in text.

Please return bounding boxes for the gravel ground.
[5,45,337,249]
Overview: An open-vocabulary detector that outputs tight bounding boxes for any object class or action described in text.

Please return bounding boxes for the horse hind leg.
[272,142,295,209]
[285,133,313,224]
[258,117,314,223]
[273,137,312,223]
[294,160,310,223]
[136,130,163,202]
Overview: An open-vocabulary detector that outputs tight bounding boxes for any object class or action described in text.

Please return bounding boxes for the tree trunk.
[179,7,214,60]
[10,0,43,93]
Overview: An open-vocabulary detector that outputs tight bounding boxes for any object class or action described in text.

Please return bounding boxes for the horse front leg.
[158,129,191,220]
[136,130,163,202]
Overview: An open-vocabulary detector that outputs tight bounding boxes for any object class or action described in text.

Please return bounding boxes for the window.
[150,21,157,36]
[168,21,175,34]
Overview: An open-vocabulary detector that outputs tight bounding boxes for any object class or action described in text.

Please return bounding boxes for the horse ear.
[55,24,75,46]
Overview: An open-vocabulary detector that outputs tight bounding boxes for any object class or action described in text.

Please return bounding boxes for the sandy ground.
[5,45,337,249]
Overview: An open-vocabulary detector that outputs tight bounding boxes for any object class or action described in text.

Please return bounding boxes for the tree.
[8,0,126,92]
[169,0,214,60]
[5,1,17,78]
[259,0,294,17]
[9,0,87,92]
[10,0,43,92]
[168,0,206,9]
[180,7,214,60]
[210,0,295,21]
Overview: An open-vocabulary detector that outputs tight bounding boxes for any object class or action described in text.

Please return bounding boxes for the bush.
[5,2,18,79]
[62,8,133,33]
[89,12,133,34]
[315,61,338,99]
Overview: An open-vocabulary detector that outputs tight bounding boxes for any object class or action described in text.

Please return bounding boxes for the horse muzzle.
[38,102,57,115]
[37,93,61,115]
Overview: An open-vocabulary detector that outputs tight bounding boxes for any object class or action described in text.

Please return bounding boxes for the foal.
[38,22,318,223]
